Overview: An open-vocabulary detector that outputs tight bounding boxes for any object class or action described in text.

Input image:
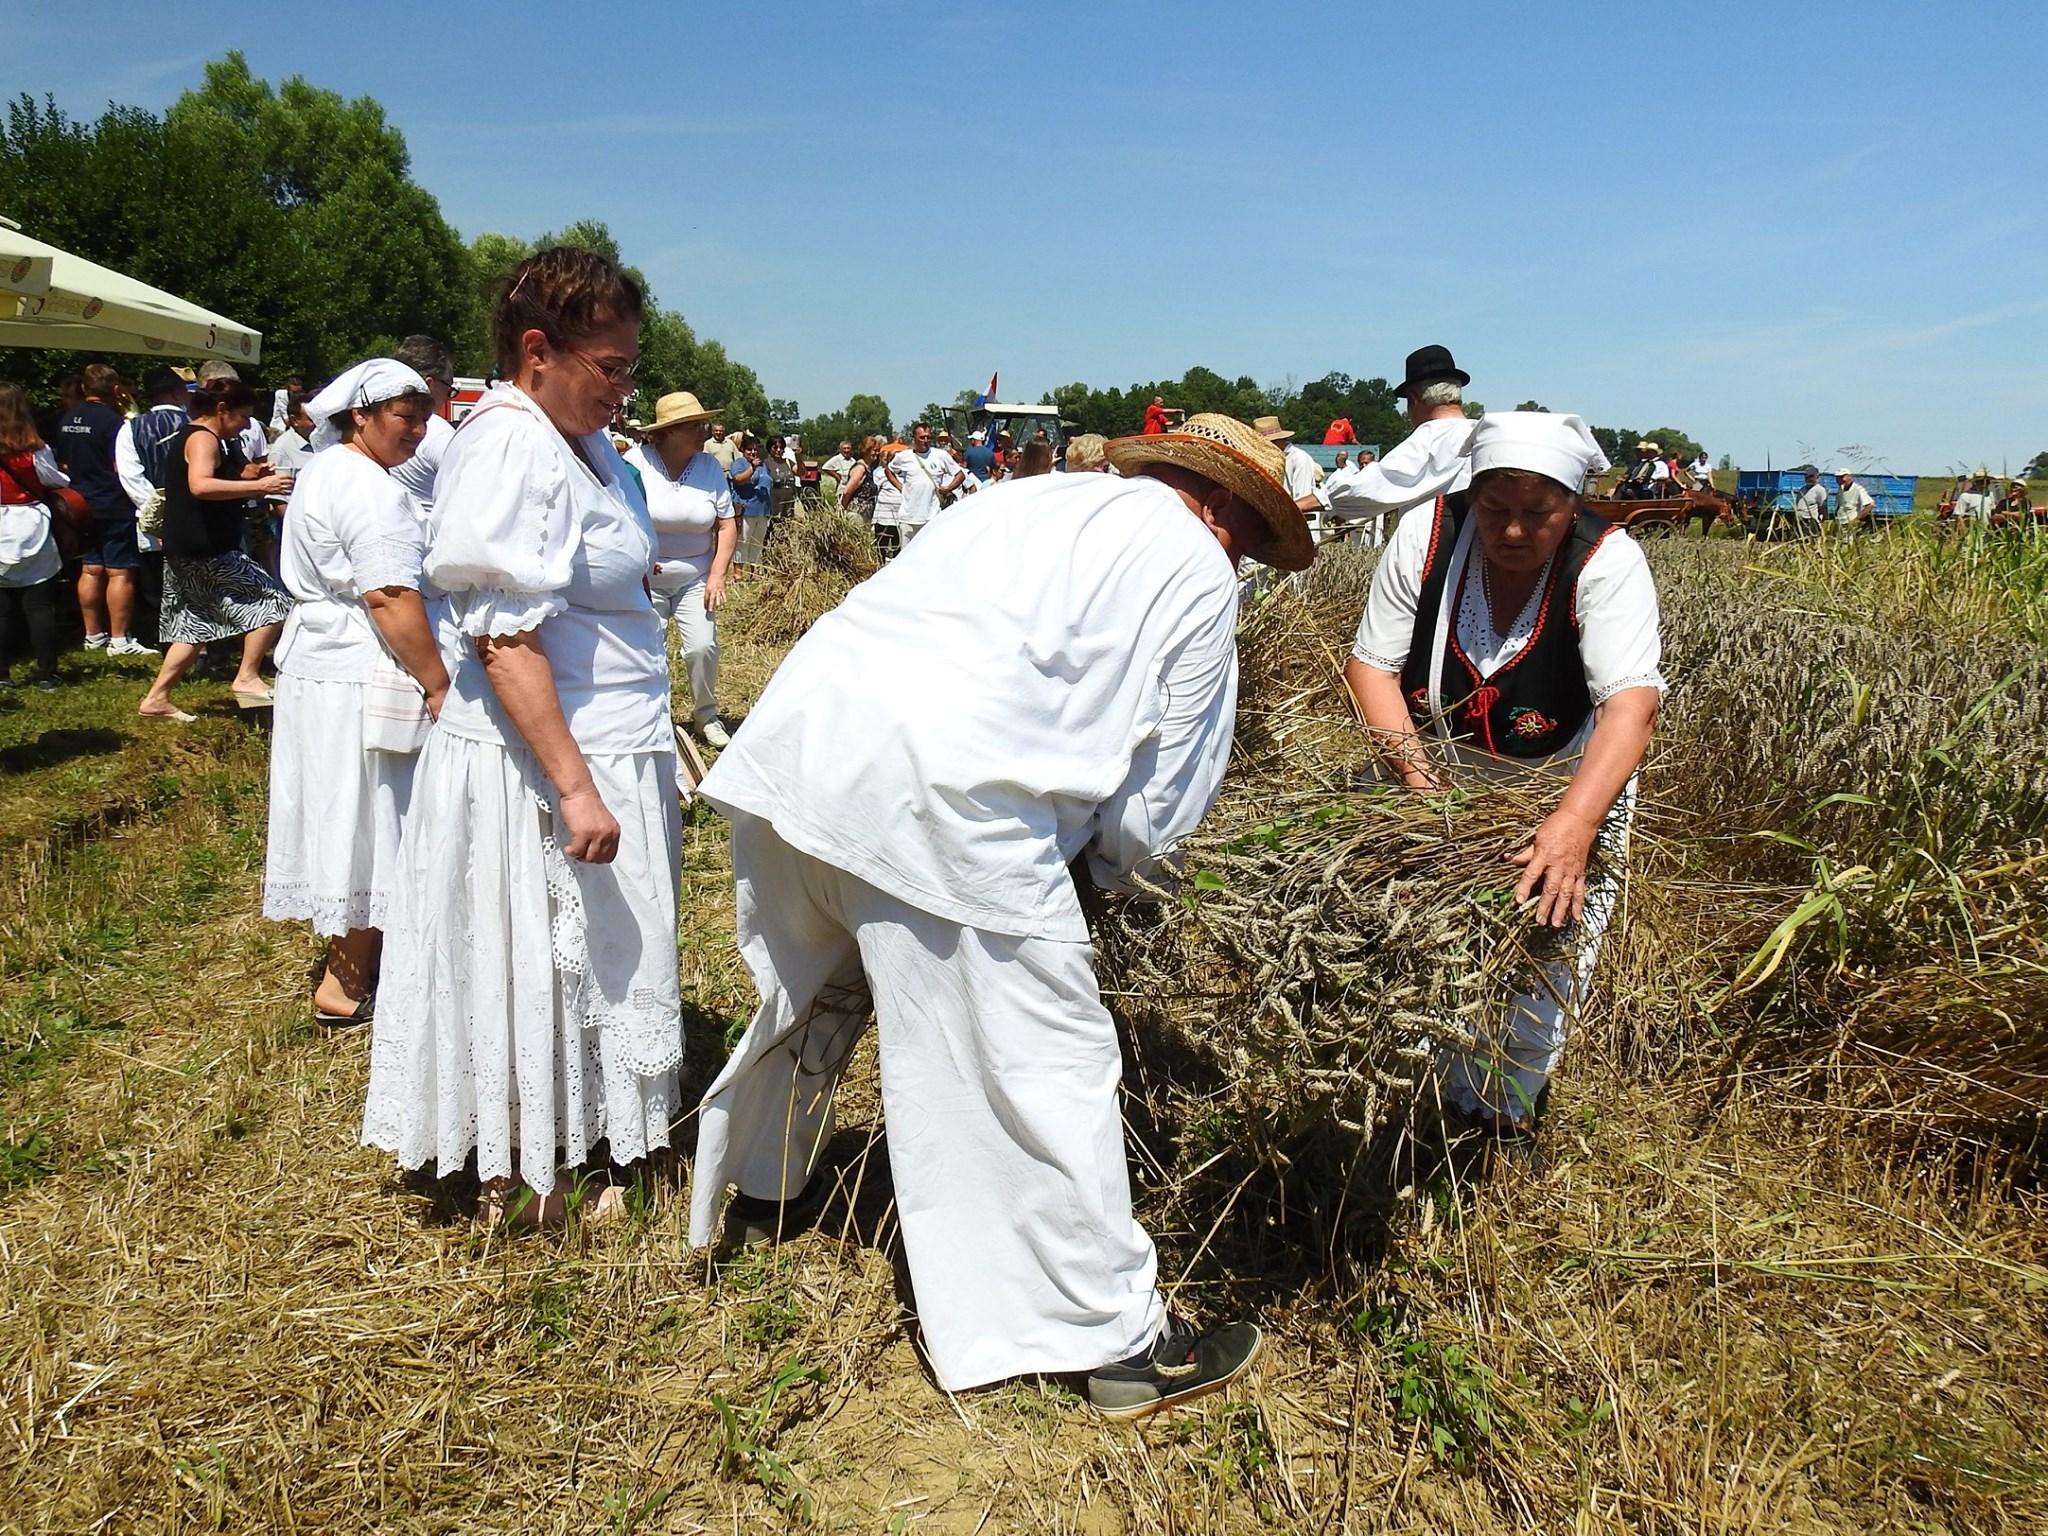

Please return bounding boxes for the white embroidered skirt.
[262,673,417,936]
[361,731,685,1196]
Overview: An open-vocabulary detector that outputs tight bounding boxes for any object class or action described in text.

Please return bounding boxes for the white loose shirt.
[624,440,735,580]
[1647,459,1671,484]
[1954,489,1995,522]
[275,447,431,682]
[269,427,313,477]
[388,412,454,512]
[891,446,959,525]
[1282,443,1319,501]
[820,453,855,486]
[427,385,670,755]
[1835,482,1875,525]
[1318,414,1476,521]
[700,472,1243,940]
[1795,483,1831,522]
[1352,501,1666,772]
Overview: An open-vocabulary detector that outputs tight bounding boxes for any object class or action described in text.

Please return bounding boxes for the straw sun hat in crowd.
[642,391,720,434]
[1105,413,1316,572]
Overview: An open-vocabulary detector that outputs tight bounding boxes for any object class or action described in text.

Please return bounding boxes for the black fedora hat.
[1393,344,1470,398]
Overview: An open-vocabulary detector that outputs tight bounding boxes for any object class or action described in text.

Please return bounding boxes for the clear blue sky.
[10,0,2047,470]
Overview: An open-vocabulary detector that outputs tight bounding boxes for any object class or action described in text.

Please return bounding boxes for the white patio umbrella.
[0,216,263,364]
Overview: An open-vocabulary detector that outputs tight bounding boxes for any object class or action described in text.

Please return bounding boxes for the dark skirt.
[160,552,292,644]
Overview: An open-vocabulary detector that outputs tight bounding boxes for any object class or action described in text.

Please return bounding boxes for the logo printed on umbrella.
[81,298,103,320]
[144,336,164,351]
[23,295,43,316]
[7,257,28,284]
[206,324,218,349]
[239,335,251,356]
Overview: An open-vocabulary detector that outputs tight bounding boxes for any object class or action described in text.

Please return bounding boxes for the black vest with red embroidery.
[1396,493,1619,759]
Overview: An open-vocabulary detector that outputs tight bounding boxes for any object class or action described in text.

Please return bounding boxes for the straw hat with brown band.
[641,390,721,435]
[1104,412,1316,572]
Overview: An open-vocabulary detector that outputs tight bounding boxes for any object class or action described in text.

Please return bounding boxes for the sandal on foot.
[141,707,198,723]
[232,686,275,709]
[315,994,375,1029]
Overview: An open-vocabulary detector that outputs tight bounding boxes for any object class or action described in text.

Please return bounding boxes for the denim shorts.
[80,505,141,570]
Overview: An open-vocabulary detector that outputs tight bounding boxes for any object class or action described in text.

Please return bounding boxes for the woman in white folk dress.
[622,391,738,748]
[1344,411,1664,1159]
[363,247,685,1227]
[263,360,450,1026]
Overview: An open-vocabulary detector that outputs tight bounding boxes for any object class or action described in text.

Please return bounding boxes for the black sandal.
[315,994,375,1029]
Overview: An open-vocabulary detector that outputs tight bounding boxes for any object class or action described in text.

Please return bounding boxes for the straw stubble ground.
[2,538,2045,1533]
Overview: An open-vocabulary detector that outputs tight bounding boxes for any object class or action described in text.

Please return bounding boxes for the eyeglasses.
[567,344,639,390]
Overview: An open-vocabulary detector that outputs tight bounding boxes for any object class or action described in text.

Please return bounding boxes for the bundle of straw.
[729,498,880,644]
[1091,565,1598,1190]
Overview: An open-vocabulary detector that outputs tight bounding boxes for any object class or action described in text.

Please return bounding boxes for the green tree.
[795,393,894,451]
[0,55,473,392]
[2025,450,2048,479]
[1639,425,1704,464]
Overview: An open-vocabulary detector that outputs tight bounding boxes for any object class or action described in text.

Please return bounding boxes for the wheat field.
[1,514,2043,1534]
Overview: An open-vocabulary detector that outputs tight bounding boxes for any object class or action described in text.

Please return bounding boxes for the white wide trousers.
[650,570,719,724]
[689,811,1164,1392]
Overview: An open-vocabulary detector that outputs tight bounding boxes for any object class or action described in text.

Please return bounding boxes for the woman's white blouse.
[0,446,66,584]
[274,448,430,681]
[427,385,671,755]
[623,441,734,576]
[1353,504,1666,764]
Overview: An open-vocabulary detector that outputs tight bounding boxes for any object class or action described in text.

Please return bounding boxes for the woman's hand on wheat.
[1507,807,1599,928]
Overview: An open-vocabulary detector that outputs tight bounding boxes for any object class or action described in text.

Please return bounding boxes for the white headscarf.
[1467,411,1610,493]
[305,359,431,452]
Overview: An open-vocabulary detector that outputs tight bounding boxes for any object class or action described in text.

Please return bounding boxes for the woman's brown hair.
[190,376,257,418]
[491,246,646,378]
[0,383,43,455]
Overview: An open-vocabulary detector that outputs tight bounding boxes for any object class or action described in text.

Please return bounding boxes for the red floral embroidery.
[1509,707,1556,739]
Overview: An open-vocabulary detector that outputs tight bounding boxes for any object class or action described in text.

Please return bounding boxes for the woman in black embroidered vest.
[1343,412,1665,1144]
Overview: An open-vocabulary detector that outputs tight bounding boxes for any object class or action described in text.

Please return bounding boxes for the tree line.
[0,55,771,429]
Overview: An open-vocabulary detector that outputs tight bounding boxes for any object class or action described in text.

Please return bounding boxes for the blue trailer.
[1736,470,1918,520]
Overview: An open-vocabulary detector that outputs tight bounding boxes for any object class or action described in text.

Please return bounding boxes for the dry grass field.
[2,515,2044,1534]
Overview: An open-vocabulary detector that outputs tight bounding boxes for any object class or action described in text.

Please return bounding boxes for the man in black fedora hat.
[1309,344,1476,547]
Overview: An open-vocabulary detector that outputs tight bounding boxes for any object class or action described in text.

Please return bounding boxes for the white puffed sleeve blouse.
[427,385,672,755]
[274,447,432,681]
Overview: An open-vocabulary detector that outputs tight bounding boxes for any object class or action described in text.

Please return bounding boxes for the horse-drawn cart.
[1598,485,1736,536]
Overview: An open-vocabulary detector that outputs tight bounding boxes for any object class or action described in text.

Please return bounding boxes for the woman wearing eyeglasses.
[363,246,685,1228]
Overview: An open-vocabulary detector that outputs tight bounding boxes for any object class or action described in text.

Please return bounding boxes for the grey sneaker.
[83,632,110,650]
[107,636,158,658]
[700,718,732,749]
[1086,1316,1263,1419]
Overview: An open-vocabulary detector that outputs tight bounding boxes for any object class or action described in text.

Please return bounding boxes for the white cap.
[306,359,431,451]
[1468,411,1609,492]
[1834,466,1854,478]
[969,429,986,442]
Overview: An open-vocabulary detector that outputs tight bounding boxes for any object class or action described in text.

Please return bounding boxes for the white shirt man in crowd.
[1951,474,1996,522]
[819,439,856,499]
[886,422,965,541]
[1618,441,1671,497]
[704,421,739,471]
[1257,416,1320,502]
[388,335,458,512]
[1793,468,1831,531]
[1833,468,1875,532]
[1312,345,1477,547]
[688,412,1313,1418]
[268,399,315,476]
